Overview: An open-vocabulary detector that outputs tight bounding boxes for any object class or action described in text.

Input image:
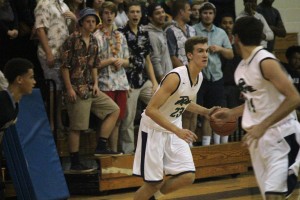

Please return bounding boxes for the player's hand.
[205,106,221,120]
[242,124,266,148]
[210,108,231,123]
[176,129,198,143]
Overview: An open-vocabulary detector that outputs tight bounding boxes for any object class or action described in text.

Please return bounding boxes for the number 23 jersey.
[142,65,202,132]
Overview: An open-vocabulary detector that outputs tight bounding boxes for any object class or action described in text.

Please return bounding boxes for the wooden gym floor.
[69,170,300,200]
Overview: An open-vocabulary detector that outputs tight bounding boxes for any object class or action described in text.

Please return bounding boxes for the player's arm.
[211,104,244,123]
[259,59,300,129]
[145,73,197,142]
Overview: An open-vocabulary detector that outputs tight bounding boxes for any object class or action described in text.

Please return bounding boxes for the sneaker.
[94,146,123,156]
[68,163,96,174]
[286,172,298,199]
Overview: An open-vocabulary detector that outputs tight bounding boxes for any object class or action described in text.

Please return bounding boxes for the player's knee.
[180,173,195,185]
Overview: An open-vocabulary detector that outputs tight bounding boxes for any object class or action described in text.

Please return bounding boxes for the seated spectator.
[65,0,86,17]
[86,0,104,25]
[60,8,121,173]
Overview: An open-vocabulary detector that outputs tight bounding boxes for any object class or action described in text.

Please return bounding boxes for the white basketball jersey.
[142,66,203,132]
[235,46,294,130]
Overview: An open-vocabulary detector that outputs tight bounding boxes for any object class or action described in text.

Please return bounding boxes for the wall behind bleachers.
[235,0,300,44]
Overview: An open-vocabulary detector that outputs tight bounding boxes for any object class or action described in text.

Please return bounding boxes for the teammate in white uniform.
[133,36,218,200]
[212,16,300,200]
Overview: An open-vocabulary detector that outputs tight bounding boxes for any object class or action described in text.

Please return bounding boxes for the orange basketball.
[209,110,238,136]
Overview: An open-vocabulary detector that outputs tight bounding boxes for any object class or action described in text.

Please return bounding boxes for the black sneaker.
[68,163,96,174]
[286,173,298,199]
[94,146,123,156]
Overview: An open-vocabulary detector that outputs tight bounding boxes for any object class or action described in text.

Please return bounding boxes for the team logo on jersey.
[170,96,191,118]
[238,78,256,93]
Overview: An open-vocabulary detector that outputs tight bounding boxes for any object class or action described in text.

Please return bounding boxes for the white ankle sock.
[202,136,211,146]
[154,190,164,199]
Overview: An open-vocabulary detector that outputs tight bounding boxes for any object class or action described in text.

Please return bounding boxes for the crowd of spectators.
[0,0,297,173]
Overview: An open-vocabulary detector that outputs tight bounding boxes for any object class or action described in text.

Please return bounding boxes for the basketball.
[209,110,238,136]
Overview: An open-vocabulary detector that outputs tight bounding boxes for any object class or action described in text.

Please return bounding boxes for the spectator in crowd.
[86,0,104,24]
[236,0,274,49]
[193,2,233,145]
[65,0,86,17]
[143,3,173,82]
[165,0,198,135]
[61,8,120,173]
[108,0,129,28]
[160,0,174,22]
[0,70,8,90]
[118,2,158,154]
[284,46,300,93]
[219,13,242,144]
[284,45,300,119]
[189,0,207,26]
[94,1,130,152]
[0,0,19,71]
[256,0,286,52]
[34,0,76,131]
[0,58,36,199]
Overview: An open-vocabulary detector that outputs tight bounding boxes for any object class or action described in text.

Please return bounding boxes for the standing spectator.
[189,0,207,26]
[165,0,197,135]
[109,0,128,28]
[0,0,19,71]
[118,2,158,154]
[133,36,217,200]
[283,46,300,119]
[61,8,120,172]
[94,1,130,152]
[143,3,173,82]
[86,0,104,23]
[212,16,300,200]
[65,0,86,17]
[161,0,174,22]
[256,0,287,52]
[0,70,8,90]
[236,0,274,49]
[219,13,242,143]
[34,0,77,131]
[193,2,233,145]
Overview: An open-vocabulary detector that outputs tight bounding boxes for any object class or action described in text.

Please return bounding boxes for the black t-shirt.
[0,90,18,131]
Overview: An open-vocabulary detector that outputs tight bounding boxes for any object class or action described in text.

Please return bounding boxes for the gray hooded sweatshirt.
[143,23,173,81]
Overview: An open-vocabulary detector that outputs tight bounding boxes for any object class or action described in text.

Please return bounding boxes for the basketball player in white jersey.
[212,16,300,200]
[133,36,219,200]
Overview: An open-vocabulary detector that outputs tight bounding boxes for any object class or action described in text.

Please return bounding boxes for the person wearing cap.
[34,0,77,132]
[118,1,158,154]
[61,8,121,173]
[93,1,130,153]
[193,2,233,145]
[143,3,173,82]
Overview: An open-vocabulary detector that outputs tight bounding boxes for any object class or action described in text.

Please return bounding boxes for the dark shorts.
[197,78,225,108]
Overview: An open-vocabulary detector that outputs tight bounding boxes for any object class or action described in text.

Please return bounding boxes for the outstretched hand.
[210,108,232,123]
